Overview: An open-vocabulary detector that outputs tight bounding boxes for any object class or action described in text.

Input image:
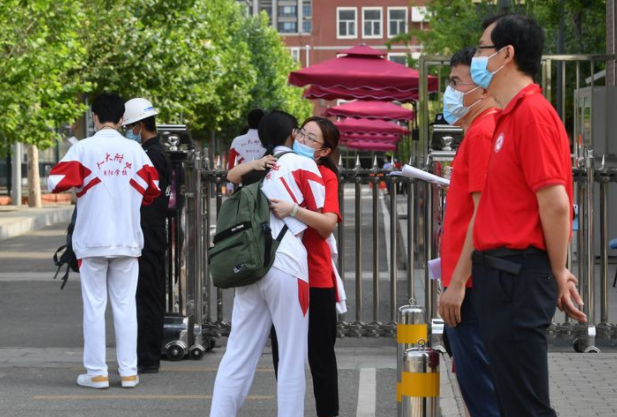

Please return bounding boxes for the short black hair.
[258,110,298,150]
[247,109,265,129]
[450,46,476,68]
[483,13,544,78]
[138,115,157,133]
[91,93,125,124]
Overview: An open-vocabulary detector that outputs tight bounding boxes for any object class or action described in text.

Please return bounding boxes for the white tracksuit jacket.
[48,129,160,258]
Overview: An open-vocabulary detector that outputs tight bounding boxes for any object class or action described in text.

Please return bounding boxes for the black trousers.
[471,249,558,417]
[136,226,166,369]
[272,286,339,416]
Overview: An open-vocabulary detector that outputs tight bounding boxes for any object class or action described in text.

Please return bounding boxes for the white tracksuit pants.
[210,267,309,417]
[79,256,139,377]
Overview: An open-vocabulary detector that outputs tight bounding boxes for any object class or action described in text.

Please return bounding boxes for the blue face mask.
[293,140,317,160]
[470,48,505,89]
[125,126,141,143]
[442,85,482,125]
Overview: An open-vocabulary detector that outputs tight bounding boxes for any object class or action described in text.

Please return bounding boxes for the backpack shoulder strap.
[273,151,294,159]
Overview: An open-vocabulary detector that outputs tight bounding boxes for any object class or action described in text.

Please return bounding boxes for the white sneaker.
[77,374,109,389]
[121,375,139,388]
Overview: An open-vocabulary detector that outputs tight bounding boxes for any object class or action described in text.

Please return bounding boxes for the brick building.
[238,0,428,116]
[238,0,428,67]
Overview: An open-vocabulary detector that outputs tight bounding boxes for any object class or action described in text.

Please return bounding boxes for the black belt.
[471,246,545,275]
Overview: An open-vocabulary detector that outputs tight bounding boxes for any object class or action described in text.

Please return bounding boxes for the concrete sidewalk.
[2,200,617,416]
[0,204,73,242]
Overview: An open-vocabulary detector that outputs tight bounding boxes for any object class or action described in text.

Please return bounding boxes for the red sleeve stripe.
[228,148,240,170]
[48,161,91,193]
[279,177,299,204]
[135,164,161,206]
[130,178,146,196]
[75,177,101,198]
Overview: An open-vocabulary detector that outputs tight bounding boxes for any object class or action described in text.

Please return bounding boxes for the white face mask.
[470,47,506,89]
[442,85,482,125]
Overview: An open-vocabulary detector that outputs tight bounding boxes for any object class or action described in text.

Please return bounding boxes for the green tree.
[240,12,312,126]
[0,0,89,154]
[399,0,606,56]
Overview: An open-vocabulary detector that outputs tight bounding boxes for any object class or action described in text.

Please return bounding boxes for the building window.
[303,21,312,34]
[278,21,297,33]
[387,53,407,66]
[290,47,301,63]
[388,7,408,38]
[337,7,357,39]
[278,5,297,18]
[362,8,382,39]
[303,2,312,18]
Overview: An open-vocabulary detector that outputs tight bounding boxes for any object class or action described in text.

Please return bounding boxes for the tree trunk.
[27,144,42,208]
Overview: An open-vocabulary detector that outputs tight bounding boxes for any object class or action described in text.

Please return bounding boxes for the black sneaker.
[137,366,159,374]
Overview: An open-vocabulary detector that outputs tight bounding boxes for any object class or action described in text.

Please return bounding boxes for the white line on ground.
[356,367,376,417]
[380,194,391,273]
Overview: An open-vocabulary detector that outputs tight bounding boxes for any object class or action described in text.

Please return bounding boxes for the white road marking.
[356,367,377,417]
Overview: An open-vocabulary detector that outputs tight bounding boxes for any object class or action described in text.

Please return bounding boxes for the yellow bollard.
[401,340,440,417]
[397,299,427,416]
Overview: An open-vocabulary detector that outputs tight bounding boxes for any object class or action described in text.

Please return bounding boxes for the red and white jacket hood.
[48,129,160,259]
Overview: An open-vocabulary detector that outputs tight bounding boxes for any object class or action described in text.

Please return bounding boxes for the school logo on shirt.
[494,133,505,153]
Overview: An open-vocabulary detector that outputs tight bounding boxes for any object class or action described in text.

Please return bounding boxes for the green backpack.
[209,153,290,289]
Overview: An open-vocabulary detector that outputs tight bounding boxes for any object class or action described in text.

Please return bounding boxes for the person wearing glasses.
[438,46,501,417]
[469,14,587,417]
[270,117,342,417]
[211,111,326,417]
[123,98,172,375]
[227,117,343,417]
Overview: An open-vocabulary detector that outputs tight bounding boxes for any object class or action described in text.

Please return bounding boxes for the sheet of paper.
[391,164,450,187]
[261,180,307,236]
[428,257,442,281]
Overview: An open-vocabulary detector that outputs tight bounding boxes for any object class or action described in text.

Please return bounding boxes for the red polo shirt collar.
[501,83,541,116]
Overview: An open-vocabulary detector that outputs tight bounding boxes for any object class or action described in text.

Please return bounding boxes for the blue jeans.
[444,288,501,417]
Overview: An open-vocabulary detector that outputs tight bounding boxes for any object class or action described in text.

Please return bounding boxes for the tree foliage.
[0,0,310,153]
[397,0,606,56]
[0,0,89,155]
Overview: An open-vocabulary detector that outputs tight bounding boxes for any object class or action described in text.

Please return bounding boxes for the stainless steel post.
[424,180,433,325]
[372,158,380,322]
[407,178,415,301]
[585,150,597,350]
[390,175,399,322]
[215,160,224,324]
[397,301,428,417]
[190,151,205,358]
[401,341,440,417]
[599,172,609,324]
[355,156,363,326]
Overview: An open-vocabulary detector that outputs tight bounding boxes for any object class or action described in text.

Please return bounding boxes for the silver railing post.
[354,156,363,330]
[390,172,399,322]
[372,157,380,323]
[585,149,597,351]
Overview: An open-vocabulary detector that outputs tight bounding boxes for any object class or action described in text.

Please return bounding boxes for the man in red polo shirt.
[438,46,501,417]
[470,14,587,417]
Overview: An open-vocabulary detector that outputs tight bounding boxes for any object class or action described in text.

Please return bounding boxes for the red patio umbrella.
[340,133,400,143]
[303,84,421,102]
[341,140,398,152]
[289,45,438,95]
[335,118,408,135]
[325,100,415,121]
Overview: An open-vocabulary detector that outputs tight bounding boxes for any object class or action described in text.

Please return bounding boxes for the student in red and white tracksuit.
[270,117,342,417]
[210,111,325,417]
[48,93,160,389]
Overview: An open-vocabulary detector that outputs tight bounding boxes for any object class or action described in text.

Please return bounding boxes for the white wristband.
[290,204,299,217]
